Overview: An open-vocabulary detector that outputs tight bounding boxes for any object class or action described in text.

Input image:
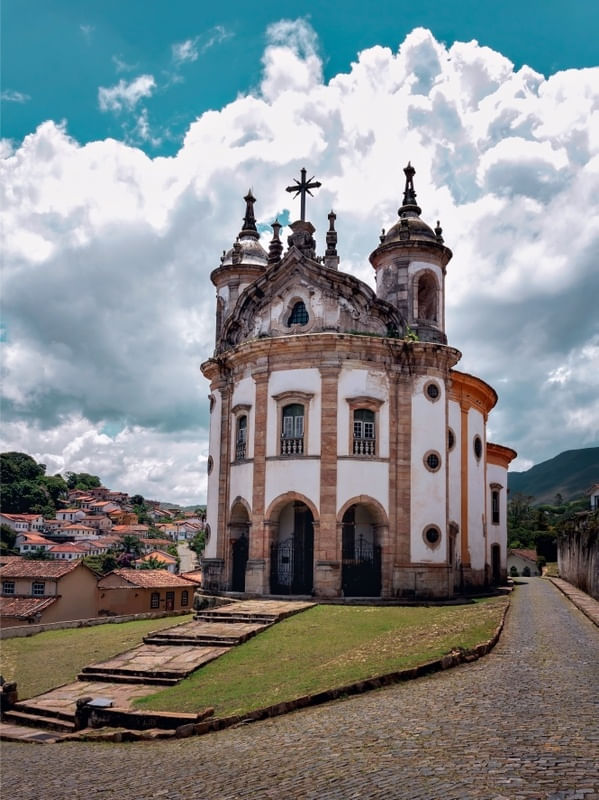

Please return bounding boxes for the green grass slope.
[508,447,599,504]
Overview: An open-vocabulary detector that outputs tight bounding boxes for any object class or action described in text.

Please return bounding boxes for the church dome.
[378,163,443,247]
[220,189,268,268]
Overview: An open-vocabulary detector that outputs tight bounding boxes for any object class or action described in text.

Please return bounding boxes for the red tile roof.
[99,569,195,589]
[0,596,58,619]
[508,548,538,562]
[0,560,85,579]
[181,570,203,584]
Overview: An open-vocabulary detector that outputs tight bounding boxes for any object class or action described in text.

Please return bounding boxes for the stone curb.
[546,577,599,628]
[60,597,511,744]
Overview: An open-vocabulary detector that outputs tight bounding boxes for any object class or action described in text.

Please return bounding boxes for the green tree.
[138,556,168,570]
[23,549,53,560]
[189,529,206,560]
[1,451,46,484]
[121,535,142,556]
[0,480,49,514]
[0,523,17,555]
[65,472,101,490]
[41,474,68,506]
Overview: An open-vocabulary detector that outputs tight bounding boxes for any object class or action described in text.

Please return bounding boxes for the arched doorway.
[491,543,501,585]
[270,501,314,595]
[229,501,250,592]
[341,504,381,596]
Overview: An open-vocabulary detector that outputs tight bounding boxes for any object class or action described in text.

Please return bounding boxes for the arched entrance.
[491,543,501,585]
[341,504,381,597]
[229,501,250,592]
[270,501,314,595]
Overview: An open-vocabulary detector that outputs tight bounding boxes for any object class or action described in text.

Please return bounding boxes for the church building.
[201,164,516,599]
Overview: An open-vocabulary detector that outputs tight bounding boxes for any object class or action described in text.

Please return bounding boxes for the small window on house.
[353,408,376,455]
[32,581,45,596]
[281,403,304,455]
[492,490,500,525]
[236,415,248,460]
[287,301,309,326]
[181,590,189,607]
[150,592,160,609]
[2,581,15,595]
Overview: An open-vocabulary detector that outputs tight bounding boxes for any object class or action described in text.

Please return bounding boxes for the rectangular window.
[492,491,500,525]
[150,592,160,609]
[283,415,294,438]
[2,581,15,595]
[181,590,189,607]
[32,581,45,596]
[294,415,304,437]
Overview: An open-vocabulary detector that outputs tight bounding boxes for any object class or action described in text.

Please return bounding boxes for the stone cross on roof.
[286,167,322,222]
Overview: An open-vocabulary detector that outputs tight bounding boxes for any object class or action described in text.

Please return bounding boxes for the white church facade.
[201,165,516,599]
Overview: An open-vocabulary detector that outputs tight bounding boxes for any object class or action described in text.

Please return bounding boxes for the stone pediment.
[218,248,404,353]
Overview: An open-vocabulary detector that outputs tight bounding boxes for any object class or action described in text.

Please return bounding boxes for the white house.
[507,549,541,577]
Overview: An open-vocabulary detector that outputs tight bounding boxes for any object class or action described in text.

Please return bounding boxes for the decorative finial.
[232,237,242,265]
[268,219,283,266]
[399,161,422,216]
[324,209,339,270]
[434,220,444,243]
[285,167,322,222]
[241,189,258,236]
[380,228,386,244]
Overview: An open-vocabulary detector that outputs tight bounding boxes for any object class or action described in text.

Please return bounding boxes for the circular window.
[424,381,441,402]
[424,450,441,472]
[207,456,214,475]
[448,428,455,451]
[423,526,441,548]
[473,435,482,460]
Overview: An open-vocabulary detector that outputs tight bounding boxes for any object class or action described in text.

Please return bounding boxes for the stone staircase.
[1,599,315,742]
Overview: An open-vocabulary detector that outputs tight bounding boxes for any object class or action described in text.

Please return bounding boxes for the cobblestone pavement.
[2,579,598,800]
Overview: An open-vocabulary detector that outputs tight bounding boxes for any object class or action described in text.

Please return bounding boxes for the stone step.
[77,671,180,686]
[80,664,184,679]
[195,613,276,624]
[9,702,75,723]
[2,709,76,733]
[143,635,240,647]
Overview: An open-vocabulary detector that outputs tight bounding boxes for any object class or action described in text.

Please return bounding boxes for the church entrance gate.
[341,504,382,597]
[270,502,314,595]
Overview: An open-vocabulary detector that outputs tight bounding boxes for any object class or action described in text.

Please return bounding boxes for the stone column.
[314,364,341,597]
[460,401,471,568]
[246,367,269,594]
[391,370,412,596]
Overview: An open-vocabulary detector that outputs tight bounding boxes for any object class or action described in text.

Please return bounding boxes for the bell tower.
[369,163,452,344]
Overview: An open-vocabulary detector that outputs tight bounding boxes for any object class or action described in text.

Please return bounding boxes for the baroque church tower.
[201,165,516,599]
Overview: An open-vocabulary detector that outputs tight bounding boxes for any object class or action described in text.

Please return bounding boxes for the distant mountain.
[508,447,599,505]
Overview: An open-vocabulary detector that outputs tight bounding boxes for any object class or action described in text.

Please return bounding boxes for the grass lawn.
[0,615,193,699]
[135,597,507,718]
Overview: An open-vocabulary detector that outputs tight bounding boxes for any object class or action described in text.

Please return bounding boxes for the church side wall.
[336,367,389,457]
[266,368,322,457]
[448,399,462,549]
[410,376,446,564]
[467,407,486,574]
[264,460,321,513]
[229,462,253,515]
[337,461,389,514]
[487,462,508,572]
[204,390,222,560]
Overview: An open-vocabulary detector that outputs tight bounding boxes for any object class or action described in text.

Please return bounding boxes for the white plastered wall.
[266,368,321,457]
[448,399,462,561]
[229,462,253,516]
[337,461,389,516]
[336,367,389,457]
[467,408,486,570]
[204,390,222,559]
[487,462,508,567]
[265,459,321,514]
[231,376,256,461]
[410,376,447,563]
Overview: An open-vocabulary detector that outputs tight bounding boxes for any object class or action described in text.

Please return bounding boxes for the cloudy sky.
[2,1,598,504]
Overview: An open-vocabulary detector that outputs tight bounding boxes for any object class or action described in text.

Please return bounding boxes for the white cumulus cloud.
[2,21,598,502]
[98,74,156,113]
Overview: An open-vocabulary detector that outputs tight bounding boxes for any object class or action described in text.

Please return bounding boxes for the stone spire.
[240,189,259,238]
[268,219,283,266]
[399,162,422,217]
[324,210,339,269]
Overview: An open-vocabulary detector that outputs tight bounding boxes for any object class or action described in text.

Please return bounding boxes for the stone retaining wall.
[0,610,191,640]
[557,513,599,601]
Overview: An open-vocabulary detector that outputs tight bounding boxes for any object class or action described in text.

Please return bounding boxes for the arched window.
[353,409,376,455]
[288,301,309,326]
[417,273,438,322]
[236,415,247,460]
[281,403,304,455]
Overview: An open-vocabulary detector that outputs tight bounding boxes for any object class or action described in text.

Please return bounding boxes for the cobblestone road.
[2,579,598,799]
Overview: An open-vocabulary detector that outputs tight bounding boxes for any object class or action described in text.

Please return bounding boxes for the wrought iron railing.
[280,437,304,455]
[235,441,246,460]
[353,437,376,456]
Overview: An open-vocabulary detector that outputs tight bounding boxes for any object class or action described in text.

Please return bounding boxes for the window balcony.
[353,437,376,456]
[235,441,247,461]
[280,437,304,456]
